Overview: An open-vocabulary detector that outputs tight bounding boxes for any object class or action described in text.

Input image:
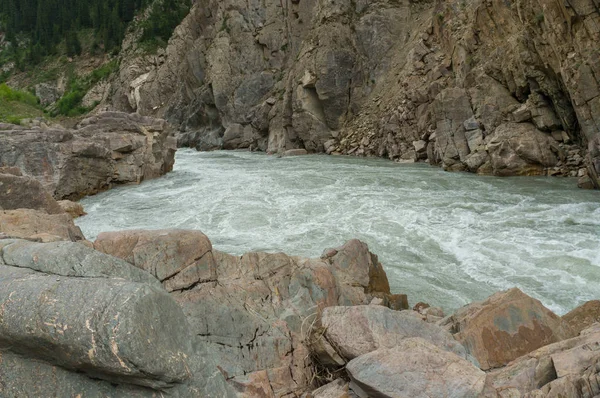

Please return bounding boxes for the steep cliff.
[102,0,600,188]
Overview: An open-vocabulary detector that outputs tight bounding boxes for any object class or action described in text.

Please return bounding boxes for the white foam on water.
[77,149,600,314]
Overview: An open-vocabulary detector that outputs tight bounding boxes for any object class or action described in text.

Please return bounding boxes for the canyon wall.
[103,0,600,188]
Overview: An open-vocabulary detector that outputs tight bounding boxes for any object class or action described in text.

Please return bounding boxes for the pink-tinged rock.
[94,229,214,290]
[0,209,85,242]
[441,288,575,370]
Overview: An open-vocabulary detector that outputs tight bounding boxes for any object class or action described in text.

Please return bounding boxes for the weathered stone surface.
[94,229,214,291]
[0,209,85,242]
[346,338,486,398]
[0,239,160,286]
[440,288,575,370]
[100,230,395,396]
[319,305,466,361]
[0,350,158,398]
[563,300,600,336]
[0,172,63,214]
[485,324,600,397]
[58,200,86,218]
[310,378,349,398]
[0,266,191,389]
[0,112,176,199]
[486,123,558,176]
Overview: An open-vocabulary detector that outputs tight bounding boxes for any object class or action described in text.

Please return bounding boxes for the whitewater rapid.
[77,149,600,314]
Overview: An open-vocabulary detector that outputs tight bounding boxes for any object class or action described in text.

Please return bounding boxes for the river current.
[77,149,600,315]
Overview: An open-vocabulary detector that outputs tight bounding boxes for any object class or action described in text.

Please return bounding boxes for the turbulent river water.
[77,149,600,315]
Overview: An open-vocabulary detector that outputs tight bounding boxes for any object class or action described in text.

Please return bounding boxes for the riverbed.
[77,149,600,314]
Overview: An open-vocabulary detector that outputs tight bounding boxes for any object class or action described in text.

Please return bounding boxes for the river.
[77,149,600,314]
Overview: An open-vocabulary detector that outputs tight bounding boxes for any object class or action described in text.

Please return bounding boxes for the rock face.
[101,0,599,187]
[563,300,600,336]
[0,111,176,200]
[94,230,395,396]
[316,305,466,362]
[0,171,64,214]
[440,288,575,370]
[346,338,487,398]
[484,323,600,397]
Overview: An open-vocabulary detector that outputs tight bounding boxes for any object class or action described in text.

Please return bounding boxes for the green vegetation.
[0,83,43,123]
[0,0,153,72]
[54,60,118,116]
[138,0,192,51]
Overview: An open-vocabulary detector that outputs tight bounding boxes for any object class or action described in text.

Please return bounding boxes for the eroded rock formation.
[102,0,600,188]
[0,111,176,200]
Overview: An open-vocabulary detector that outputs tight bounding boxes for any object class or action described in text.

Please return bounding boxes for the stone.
[284,149,309,156]
[311,379,349,398]
[57,200,86,218]
[346,338,486,398]
[463,117,480,131]
[512,104,532,123]
[440,288,575,370]
[319,305,467,361]
[93,230,393,396]
[0,266,191,389]
[0,172,64,214]
[485,323,600,396]
[94,229,214,291]
[0,239,161,286]
[0,209,85,242]
[563,300,600,335]
[486,123,559,176]
[35,83,61,107]
[0,112,176,200]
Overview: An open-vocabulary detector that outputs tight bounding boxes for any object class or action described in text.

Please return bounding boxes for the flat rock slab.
[321,305,466,361]
[346,337,486,398]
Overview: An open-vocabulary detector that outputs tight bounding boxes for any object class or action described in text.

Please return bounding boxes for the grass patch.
[54,60,118,117]
[0,83,44,124]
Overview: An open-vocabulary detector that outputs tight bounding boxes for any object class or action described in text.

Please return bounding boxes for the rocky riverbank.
[0,169,598,397]
[64,0,598,190]
[0,111,176,200]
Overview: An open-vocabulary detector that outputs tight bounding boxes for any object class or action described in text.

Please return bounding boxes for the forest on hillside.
[0,0,191,69]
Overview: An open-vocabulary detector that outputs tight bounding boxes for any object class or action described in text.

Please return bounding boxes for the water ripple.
[77,149,600,314]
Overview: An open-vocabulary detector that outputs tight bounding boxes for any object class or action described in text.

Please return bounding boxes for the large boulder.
[486,123,559,176]
[97,230,399,396]
[0,171,64,214]
[346,338,486,398]
[562,300,600,336]
[0,265,191,389]
[484,323,600,397]
[0,112,176,200]
[0,350,158,398]
[0,209,85,242]
[316,305,466,362]
[0,239,160,286]
[94,229,214,292]
[440,288,575,370]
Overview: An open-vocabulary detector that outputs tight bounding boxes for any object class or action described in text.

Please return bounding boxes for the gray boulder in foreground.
[346,337,486,398]
[0,265,191,389]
